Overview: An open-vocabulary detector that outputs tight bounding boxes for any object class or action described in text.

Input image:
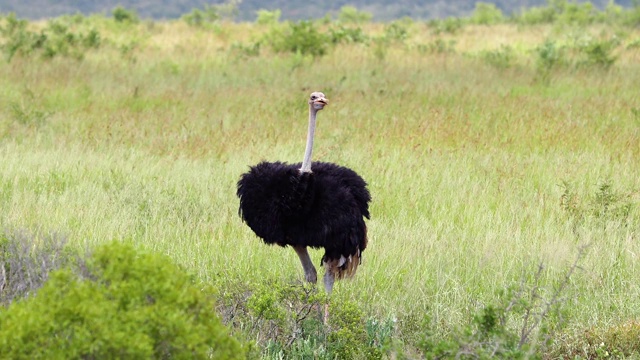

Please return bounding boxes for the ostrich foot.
[304,267,317,283]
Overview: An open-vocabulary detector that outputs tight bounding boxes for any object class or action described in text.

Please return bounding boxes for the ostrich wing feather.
[237,161,370,260]
[237,161,315,245]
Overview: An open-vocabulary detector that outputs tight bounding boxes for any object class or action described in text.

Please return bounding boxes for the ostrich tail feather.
[324,250,362,280]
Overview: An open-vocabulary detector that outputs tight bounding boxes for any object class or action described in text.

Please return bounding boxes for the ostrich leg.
[323,270,335,294]
[323,270,335,324]
[293,246,317,283]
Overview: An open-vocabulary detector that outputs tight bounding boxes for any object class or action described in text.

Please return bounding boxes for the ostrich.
[237,91,371,301]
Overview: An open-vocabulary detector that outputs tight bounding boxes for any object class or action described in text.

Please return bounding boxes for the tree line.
[0,0,636,21]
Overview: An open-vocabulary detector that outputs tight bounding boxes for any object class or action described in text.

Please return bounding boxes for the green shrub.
[326,300,368,358]
[481,45,515,69]
[0,241,245,359]
[623,4,640,26]
[214,0,241,21]
[0,13,46,61]
[255,9,281,25]
[590,181,632,220]
[365,317,395,358]
[328,25,369,44]
[428,17,465,35]
[514,0,598,26]
[576,36,619,69]
[383,21,409,42]
[535,39,566,83]
[215,277,396,359]
[471,2,505,25]
[560,180,633,228]
[513,0,640,26]
[182,5,219,27]
[112,6,139,24]
[337,5,373,24]
[0,14,100,61]
[264,21,330,57]
[40,19,100,59]
[514,5,557,25]
[554,0,598,26]
[600,1,625,24]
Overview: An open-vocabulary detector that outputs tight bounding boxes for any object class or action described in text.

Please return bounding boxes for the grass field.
[1,14,640,357]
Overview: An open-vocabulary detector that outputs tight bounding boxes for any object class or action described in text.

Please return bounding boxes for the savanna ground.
[1,4,640,358]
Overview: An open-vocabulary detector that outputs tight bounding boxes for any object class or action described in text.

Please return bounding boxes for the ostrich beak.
[314,97,328,106]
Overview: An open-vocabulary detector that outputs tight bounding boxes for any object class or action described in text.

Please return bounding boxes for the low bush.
[215,276,395,359]
[255,9,281,25]
[0,13,100,61]
[328,25,369,44]
[337,6,373,24]
[512,0,617,26]
[514,5,557,25]
[112,6,139,24]
[470,2,505,25]
[264,21,330,57]
[427,17,465,35]
[535,39,567,83]
[481,45,515,69]
[383,21,409,42]
[575,36,620,69]
[0,241,245,359]
[560,180,633,226]
[182,5,220,27]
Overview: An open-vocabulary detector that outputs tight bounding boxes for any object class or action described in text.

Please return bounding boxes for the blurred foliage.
[337,5,373,24]
[182,5,219,27]
[263,20,330,57]
[112,6,139,23]
[470,2,505,25]
[255,9,281,25]
[0,12,100,61]
[0,0,636,22]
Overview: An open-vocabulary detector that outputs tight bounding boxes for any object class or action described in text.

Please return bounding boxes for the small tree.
[112,6,139,23]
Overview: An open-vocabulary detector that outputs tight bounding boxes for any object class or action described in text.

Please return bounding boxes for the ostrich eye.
[310,95,316,100]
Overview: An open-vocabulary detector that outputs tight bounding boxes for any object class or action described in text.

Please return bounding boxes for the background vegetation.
[1,1,640,358]
[0,0,637,21]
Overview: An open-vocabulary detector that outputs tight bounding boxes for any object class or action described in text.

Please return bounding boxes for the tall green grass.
[1,16,640,356]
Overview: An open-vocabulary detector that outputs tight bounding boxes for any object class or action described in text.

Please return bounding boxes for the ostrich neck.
[299,106,317,173]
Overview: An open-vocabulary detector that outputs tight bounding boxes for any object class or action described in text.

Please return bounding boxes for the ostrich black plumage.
[237,92,371,297]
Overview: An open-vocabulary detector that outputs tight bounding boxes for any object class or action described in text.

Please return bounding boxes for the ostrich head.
[309,92,328,111]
